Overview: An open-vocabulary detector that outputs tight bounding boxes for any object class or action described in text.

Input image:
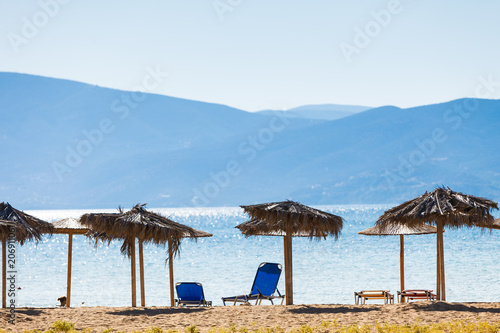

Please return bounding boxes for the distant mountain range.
[1,72,499,209]
[258,104,372,121]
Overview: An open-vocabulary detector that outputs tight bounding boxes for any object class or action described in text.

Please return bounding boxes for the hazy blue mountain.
[258,104,372,121]
[136,99,500,208]
[238,99,500,206]
[0,72,308,208]
[1,72,499,209]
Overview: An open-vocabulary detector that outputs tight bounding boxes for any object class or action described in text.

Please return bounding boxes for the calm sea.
[5,205,500,307]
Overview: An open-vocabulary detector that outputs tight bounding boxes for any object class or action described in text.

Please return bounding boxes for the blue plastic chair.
[222,262,285,305]
[175,282,212,307]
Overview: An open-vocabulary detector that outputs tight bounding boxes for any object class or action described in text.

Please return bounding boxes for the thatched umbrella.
[358,224,437,295]
[238,200,343,305]
[51,218,90,308]
[376,187,498,301]
[0,202,54,308]
[81,204,212,307]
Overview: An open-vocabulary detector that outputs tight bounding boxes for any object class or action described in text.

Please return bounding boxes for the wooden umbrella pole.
[283,234,293,305]
[131,238,137,307]
[283,236,287,302]
[168,239,175,307]
[400,235,405,300]
[436,222,442,300]
[2,239,6,308]
[436,228,441,300]
[439,225,446,301]
[139,240,145,307]
[66,233,73,308]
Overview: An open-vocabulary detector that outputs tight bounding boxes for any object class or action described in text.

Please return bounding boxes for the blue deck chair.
[175,282,212,307]
[222,262,285,305]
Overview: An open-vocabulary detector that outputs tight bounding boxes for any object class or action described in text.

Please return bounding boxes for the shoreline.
[2,301,500,332]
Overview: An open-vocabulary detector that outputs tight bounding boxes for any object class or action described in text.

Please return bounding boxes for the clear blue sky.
[1,1,499,111]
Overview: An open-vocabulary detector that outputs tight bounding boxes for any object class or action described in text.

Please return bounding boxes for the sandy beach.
[2,301,500,332]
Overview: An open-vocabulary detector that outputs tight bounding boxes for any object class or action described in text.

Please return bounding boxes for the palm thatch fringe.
[478,218,500,230]
[0,202,53,244]
[359,223,438,236]
[85,233,145,258]
[0,220,17,240]
[240,200,343,239]
[237,219,329,237]
[376,187,498,232]
[81,204,212,258]
[84,230,115,248]
[81,213,121,248]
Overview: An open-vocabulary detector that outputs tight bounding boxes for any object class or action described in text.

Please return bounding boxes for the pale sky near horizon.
[1,1,499,111]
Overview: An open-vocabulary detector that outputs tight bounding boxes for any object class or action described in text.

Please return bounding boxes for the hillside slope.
[1,73,499,209]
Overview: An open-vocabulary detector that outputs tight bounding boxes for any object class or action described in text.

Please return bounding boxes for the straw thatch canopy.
[359,223,438,236]
[0,202,53,244]
[0,220,17,239]
[81,204,212,257]
[376,187,498,230]
[240,200,343,239]
[52,218,89,235]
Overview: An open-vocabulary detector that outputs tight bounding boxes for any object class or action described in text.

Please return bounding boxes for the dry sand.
[2,302,500,332]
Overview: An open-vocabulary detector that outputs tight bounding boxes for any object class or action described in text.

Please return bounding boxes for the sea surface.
[4,205,500,307]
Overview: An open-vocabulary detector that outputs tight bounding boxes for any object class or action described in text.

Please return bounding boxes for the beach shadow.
[106,307,211,316]
[409,302,500,313]
[288,305,379,314]
[12,308,44,316]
